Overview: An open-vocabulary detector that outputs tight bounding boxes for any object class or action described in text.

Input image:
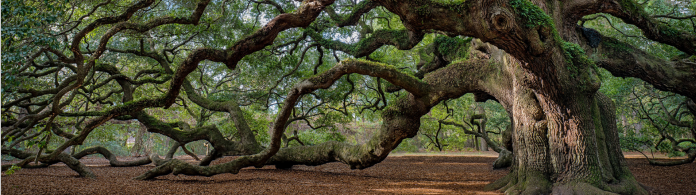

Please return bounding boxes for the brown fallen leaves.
[1,155,694,194]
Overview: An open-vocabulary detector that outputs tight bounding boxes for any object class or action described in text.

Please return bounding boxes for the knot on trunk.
[490,8,514,33]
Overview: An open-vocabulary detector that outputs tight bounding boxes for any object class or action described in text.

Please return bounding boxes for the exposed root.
[485,171,552,195]
[647,149,696,166]
[484,172,514,191]
[181,145,201,161]
[3,146,162,177]
[3,148,95,177]
[198,149,221,166]
[57,152,96,178]
[552,182,617,195]
[493,149,513,169]
[73,146,152,167]
[604,172,649,195]
[516,175,551,195]
[486,171,649,195]
[134,155,259,180]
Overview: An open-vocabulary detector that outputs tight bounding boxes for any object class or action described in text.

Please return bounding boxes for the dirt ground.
[1,153,694,194]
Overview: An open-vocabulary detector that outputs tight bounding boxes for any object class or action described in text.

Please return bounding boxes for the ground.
[1,152,694,194]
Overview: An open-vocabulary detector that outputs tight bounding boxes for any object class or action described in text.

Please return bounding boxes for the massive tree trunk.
[480,27,647,195]
[486,87,646,194]
[462,38,645,194]
[449,37,644,194]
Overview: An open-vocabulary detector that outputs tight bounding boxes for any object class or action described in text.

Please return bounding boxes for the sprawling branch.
[324,0,379,27]
[439,119,513,168]
[647,149,696,166]
[581,31,696,100]
[307,59,430,97]
[268,56,512,169]
[602,0,696,55]
[566,0,696,55]
[72,147,153,167]
[310,29,423,58]
[134,57,452,179]
[163,0,337,107]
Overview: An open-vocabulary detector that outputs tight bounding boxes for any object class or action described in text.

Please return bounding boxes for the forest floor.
[2,152,694,194]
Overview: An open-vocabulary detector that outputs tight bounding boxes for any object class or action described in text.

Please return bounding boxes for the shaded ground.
[1,153,694,194]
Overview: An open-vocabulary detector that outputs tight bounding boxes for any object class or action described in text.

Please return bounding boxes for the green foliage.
[582,0,691,60]
[1,0,692,170]
[619,134,651,151]
[4,165,22,175]
[509,0,552,28]
[561,42,585,77]
[417,94,509,152]
[392,138,420,152]
[606,74,695,158]
[297,130,346,146]
[1,0,65,95]
[434,36,471,59]
[601,38,634,53]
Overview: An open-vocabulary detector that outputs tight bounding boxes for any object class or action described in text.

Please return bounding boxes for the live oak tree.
[2,0,695,194]
[617,82,696,166]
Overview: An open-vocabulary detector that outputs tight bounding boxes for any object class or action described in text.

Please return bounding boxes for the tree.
[616,82,696,166]
[2,0,695,194]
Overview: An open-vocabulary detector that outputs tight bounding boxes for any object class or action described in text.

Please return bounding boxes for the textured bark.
[578,30,696,100]
[130,122,147,156]
[134,58,433,179]
[265,47,514,169]
[3,145,158,171]
[136,55,508,179]
[74,147,153,167]
[3,149,96,178]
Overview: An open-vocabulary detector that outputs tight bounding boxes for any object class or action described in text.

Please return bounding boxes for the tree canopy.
[2,0,695,194]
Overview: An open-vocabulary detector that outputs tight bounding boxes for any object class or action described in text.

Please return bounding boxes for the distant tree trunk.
[131,122,146,156]
[464,136,477,150]
[123,126,130,148]
[478,138,488,151]
[476,104,489,152]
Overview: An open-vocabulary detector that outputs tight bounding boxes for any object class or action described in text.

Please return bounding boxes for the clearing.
[2,153,694,194]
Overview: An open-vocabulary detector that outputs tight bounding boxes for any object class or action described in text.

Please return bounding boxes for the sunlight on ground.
[299,181,344,187]
[410,162,489,166]
[372,187,501,195]
[386,180,490,186]
[372,187,454,194]
[390,151,500,157]
[373,180,502,194]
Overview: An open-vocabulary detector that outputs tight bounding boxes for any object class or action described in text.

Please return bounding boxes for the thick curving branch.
[306,59,430,97]
[324,0,379,27]
[3,0,214,167]
[182,82,263,155]
[72,147,153,167]
[581,31,696,100]
[603,0,696,55]
[266,57,511,170]
[90,0,212,59]
[439,120,513,168]
[2,149,95,177]
[163,0,338,107]
[309,29,424,58]
[133,57,447,179]
[646,149,696,166]
[565,0,696,55]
